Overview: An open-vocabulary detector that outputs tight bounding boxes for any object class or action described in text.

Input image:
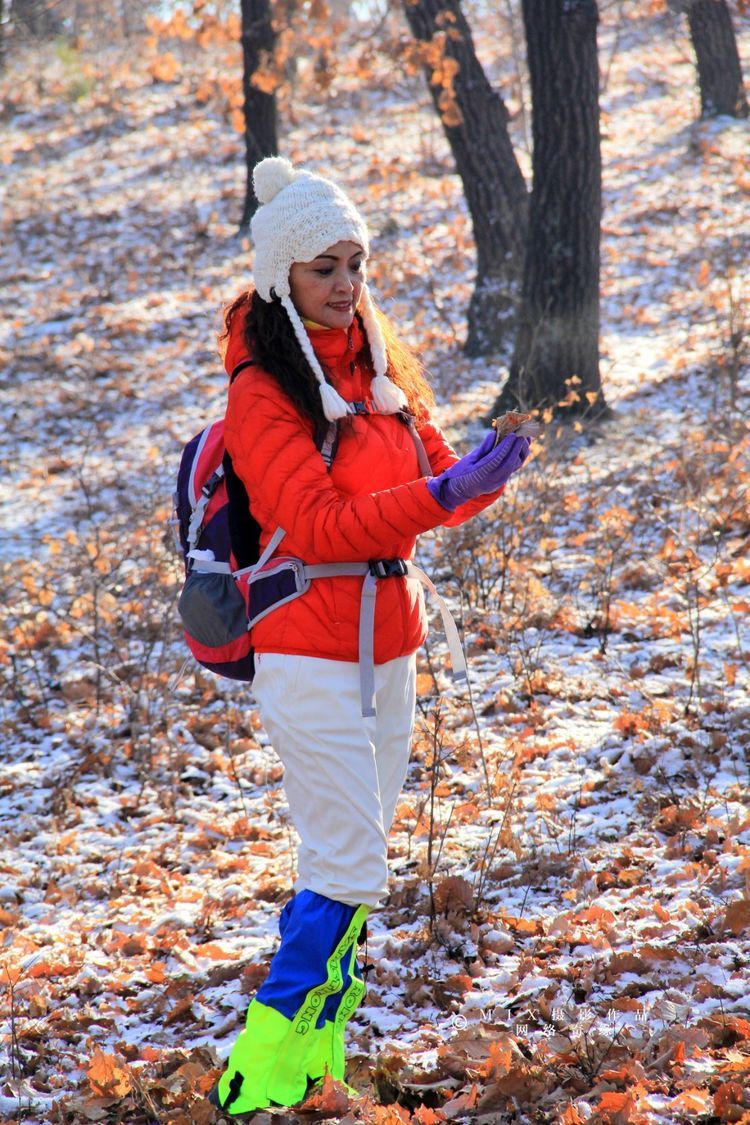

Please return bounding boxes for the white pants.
[252,651,417,908]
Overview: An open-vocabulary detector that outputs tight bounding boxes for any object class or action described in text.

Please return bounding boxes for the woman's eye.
[312,262,362,277]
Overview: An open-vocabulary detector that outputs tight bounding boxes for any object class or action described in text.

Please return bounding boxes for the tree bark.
[686,0,748,118]
[11,0,62,36]
[402,0,528,356]
[240,0,279,229]
[492,0,607,418]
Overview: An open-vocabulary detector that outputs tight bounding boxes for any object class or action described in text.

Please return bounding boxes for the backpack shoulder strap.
[230,359,256,384]
[224,410,338,570]
[400,411,433,477]
[347,401,432,478]
[230,359,338,468]
[314,420,339,468]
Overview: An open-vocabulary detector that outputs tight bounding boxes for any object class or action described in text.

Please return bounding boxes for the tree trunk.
[11,0,63,36]
[239,0,279,229]
[687,0,748,118]
[121,0,142,40]
[402,0,528,356]
[492,0,606,419]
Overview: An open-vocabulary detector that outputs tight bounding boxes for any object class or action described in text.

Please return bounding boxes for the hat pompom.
[254,156,297,204]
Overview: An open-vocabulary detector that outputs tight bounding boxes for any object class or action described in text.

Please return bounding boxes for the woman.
[210,156,530,1116]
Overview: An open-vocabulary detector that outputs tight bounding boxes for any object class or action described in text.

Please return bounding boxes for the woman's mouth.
[328,302,352,311]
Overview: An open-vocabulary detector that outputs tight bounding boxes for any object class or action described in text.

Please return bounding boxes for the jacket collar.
[305,315,366,369]
[222,301,367,378]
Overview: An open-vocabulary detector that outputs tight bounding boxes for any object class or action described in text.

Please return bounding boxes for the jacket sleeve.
[224,377,453,563]
[416,419,505,527]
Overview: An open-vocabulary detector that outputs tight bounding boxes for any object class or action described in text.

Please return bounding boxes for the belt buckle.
[369,558,408,579]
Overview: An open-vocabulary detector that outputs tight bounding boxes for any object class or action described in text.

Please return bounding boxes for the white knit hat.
[250,156,407,422]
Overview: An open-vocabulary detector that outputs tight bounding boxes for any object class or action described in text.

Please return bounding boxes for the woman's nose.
[333,270,353,293]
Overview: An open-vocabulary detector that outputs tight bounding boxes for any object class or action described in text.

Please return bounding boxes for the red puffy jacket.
[223,311,502,664]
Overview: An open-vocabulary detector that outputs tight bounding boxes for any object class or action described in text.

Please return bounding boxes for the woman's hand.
[426,433,530,512]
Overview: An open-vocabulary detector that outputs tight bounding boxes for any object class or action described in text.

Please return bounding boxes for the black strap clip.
[201,468,224,499]
[368,558,408,579]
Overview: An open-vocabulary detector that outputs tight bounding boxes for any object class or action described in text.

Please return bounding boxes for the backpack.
[171,361,338,682]
[171,369,467,715]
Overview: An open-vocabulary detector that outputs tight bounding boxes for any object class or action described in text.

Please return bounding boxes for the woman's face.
[289,240,365,329]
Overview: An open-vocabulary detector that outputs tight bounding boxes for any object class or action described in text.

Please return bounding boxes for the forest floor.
[1,5,749,1124]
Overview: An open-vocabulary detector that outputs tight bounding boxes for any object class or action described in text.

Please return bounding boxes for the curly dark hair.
[219,289,435,428]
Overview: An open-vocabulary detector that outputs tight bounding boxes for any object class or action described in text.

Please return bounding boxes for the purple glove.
[426,433,530,512]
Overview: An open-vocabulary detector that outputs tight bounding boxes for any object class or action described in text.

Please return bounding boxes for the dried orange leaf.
[434,875,473,916]
[723,898,750,936]
[672,1087,711,1113]
[87,1049,133,1099]
[560,1105,585,1125]
[491,411,542,443]
[713,1081,745,1117]
[300,1072,353,1115]
[193,941,240,961]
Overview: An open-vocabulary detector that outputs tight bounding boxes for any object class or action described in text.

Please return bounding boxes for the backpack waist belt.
[188,526,468,717]
[300,559,467,718]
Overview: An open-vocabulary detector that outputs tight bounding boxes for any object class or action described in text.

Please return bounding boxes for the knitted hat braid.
[280,294,352,422]
[251,156,406,422]
[358,284,407,414]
